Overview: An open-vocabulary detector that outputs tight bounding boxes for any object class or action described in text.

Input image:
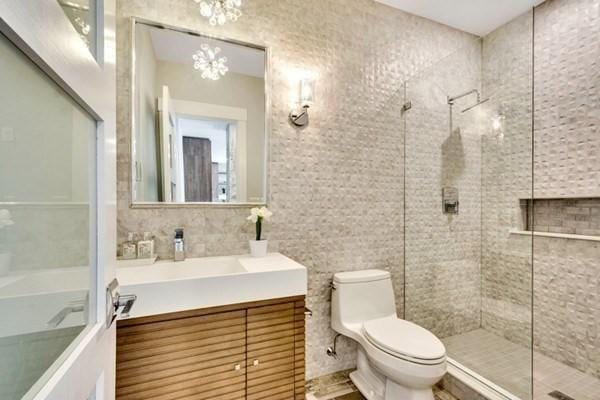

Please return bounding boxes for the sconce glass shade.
[300,78,315,107]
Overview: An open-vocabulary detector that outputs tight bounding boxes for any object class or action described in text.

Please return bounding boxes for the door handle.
[106,278,137,328]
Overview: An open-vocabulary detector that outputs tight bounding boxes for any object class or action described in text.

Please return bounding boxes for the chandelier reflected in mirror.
[192,44,229,80]
[193,0,242,26]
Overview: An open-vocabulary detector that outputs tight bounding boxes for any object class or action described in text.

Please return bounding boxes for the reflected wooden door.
[183,137,212,202]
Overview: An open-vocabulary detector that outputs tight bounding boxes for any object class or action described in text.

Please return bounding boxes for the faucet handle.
[175,228,184,239]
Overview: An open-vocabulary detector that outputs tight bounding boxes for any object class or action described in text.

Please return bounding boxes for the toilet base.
[350,348,435,400]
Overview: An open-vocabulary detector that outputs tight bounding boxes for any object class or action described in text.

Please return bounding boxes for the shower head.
[461,98,489,113]
[447,89,489,113]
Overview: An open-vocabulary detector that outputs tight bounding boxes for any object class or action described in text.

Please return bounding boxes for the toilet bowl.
[331,270,446,400]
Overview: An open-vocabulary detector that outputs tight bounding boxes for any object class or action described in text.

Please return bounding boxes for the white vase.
[0,252,11,276]
[249,240,268,258]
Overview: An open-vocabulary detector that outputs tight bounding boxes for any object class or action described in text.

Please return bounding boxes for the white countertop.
[117,252,307,319]
[0,253,307,337]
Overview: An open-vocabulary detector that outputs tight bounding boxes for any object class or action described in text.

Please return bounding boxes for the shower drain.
[548,390,575,400]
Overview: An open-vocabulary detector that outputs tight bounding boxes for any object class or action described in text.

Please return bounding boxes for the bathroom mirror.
[131,19,268,206]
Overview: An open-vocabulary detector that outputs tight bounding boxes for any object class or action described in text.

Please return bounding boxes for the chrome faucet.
[174,228,185,261]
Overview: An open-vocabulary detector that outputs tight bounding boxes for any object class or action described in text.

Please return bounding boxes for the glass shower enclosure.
[403,2,600,399]
[402,12,535,400]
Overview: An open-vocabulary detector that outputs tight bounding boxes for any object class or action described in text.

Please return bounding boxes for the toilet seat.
[363,317,446,365]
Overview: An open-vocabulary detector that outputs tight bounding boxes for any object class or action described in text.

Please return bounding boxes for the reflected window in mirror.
[132,20,267,205]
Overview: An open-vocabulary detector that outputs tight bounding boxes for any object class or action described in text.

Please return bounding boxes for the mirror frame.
[128,17,271,208]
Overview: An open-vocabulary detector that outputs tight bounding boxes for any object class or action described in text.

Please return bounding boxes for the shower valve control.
[443,187,459,214]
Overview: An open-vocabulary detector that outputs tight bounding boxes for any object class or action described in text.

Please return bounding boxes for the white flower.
[0,210,14,230]
[247,207,273,223]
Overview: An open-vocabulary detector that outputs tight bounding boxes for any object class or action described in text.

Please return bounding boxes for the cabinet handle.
[253,359,260,366]
[234,364,241,371]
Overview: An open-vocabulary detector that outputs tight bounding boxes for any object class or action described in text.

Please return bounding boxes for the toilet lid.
[363,317,446,363]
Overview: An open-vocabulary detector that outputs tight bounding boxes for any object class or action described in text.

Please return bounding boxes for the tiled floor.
[306,369,456,400]
[443,329,600,400]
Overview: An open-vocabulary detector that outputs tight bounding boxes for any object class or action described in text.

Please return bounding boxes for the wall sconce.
[492,115,503,131]
[289,78,315,127]
[491,113,505,139]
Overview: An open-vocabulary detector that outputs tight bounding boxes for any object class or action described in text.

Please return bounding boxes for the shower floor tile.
[442,329,600,400]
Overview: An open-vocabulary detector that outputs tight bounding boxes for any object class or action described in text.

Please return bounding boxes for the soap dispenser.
[122,232,137,260]
[137,232,154,259]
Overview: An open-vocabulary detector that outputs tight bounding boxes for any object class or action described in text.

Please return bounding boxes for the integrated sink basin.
[117,252,307,319]
[116,256,247,284]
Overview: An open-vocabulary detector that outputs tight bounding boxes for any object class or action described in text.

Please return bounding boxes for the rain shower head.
[461,98,489,113]
[447,89,488,113]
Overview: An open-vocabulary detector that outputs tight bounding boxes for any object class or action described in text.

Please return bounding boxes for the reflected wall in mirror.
[132,20,267,205]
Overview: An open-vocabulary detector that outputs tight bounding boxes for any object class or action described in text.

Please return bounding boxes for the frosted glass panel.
[0,31,94,400]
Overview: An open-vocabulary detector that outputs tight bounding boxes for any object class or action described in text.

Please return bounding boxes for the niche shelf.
[511,197,600,242]
[509,229,600,242]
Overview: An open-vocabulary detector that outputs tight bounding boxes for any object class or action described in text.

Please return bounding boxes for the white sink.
[117,253,307,319]
[117,256,246,284]
[0,253,307,334]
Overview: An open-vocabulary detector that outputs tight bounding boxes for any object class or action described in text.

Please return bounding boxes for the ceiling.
[148,26,265,78]
[375,0,546,36]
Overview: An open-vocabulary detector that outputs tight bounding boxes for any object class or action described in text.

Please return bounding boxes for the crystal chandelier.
[194,0,242,26]
[193,44,229,80]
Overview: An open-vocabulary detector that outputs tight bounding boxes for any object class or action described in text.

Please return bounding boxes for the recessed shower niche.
[515,198,600,240]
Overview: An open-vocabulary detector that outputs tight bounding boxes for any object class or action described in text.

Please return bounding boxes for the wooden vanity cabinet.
[116,296,306,400]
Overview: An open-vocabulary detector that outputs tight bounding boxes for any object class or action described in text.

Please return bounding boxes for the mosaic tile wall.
[532,0,600,379]
[480,11,534,348]
[533,0,600,199]
[480,0,600,381]
[534,236,600,380]
[404,39,483,338]
[115,0,476,379]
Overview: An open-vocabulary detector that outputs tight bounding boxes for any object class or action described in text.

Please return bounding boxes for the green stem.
[256,217,262,241]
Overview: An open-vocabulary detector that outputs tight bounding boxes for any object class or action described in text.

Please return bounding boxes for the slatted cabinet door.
[246,299,306,400]
[115,296,306,400]
[116,309,247,400]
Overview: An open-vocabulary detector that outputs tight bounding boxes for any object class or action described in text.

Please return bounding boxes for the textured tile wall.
[532,0,600,379]
[481,11,534,348]
[404,40,483,338]
[115,0,475,379]
[533,0,600,199]
[534,236,600,380]
[481,0,600,382]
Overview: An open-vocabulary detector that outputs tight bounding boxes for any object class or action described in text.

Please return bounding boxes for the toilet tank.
[331,270,397,333]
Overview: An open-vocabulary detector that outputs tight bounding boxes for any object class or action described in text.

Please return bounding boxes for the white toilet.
[331,270,447,400]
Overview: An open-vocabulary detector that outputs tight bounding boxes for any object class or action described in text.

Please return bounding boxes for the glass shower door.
[403,13,534,398]
[0,31,96,400]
